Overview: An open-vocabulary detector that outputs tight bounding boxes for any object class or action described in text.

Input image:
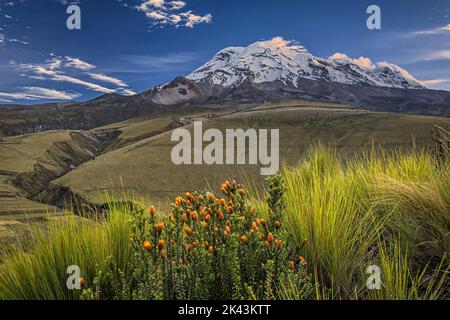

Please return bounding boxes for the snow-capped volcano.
[186,37,425,90]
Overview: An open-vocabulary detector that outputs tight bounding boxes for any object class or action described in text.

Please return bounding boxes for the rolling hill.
[43,101,450,205]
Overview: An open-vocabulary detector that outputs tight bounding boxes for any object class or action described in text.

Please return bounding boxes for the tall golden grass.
[250,146,448,299]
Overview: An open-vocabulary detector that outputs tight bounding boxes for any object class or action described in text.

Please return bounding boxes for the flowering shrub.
[83,176,312,300]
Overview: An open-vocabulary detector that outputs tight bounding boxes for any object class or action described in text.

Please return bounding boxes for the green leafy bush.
[83,176,312,300]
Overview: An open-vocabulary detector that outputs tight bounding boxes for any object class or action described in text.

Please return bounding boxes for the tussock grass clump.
[261,146,449,299]
[0,205,132,300]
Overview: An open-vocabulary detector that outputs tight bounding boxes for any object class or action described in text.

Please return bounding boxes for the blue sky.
[0,0,449,104]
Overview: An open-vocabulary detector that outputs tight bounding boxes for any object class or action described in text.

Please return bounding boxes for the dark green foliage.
[84,177,312,300]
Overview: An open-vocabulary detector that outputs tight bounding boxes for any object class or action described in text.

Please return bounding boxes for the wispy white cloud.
[121,88,138,96]
[135,0,212,28]
[65,57,95,71]
[88,72,129,88]
[418,78,450,91]
[410,24,450,37]
[423,50,450,61]
[19,58,116,94]
[419,79,449,86]
[15,55,136,97]
[0,87,81,101]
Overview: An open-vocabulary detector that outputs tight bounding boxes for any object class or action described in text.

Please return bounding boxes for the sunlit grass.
[251,145,449,299]
[0,206,131,300]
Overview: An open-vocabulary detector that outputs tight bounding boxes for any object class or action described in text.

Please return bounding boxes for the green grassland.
[0,100,448,241]
[0,130,103,241]
[56,101,449,204]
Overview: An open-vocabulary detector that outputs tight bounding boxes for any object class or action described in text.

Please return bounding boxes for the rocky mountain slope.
[145,38,450,115]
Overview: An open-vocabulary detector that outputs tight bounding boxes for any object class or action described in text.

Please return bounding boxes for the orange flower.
[186,208,191,216]
[267,232,274,243]
[289,261,295,270]
[228,200,233,206]
[227,206,233,214]
[275,221,281,229]
[221,186,227,194]
[184,226,193,235]
[225,226,231,234]
[264,240,270,248]
[238,189,245,196]
[226,220,232,227]
[191,211,199,221]
[192,240,199,248]
[275,239,283,250]
[250,207,255,215]
[217,211,225,221]
[143,240,153,251]
[232,180,237,188]
[204,241,210,249]
[175,196,183,206]
[225,180,231,189]
[79,277,86,286]
[156,222,164,233]
[181,214,187,223]
[241,235,249,244]
[259,219,266,225]
[252,221,259,232]
[208,246,214,254]
[208,193,215,202]
[220,198,226,206]
[161,249,166,258]
[157,239,165,250]
[149,205,157,216]
[185,192,191,200]
[215,199,220,206]
[204,214,211,222]
[224,230,229,237]
[199,194,204,202]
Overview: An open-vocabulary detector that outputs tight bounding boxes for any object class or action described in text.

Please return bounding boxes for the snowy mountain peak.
[187,37,425,90]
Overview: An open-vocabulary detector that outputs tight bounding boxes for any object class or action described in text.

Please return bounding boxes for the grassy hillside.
[0,131,103,241]
[55,101,449,204]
